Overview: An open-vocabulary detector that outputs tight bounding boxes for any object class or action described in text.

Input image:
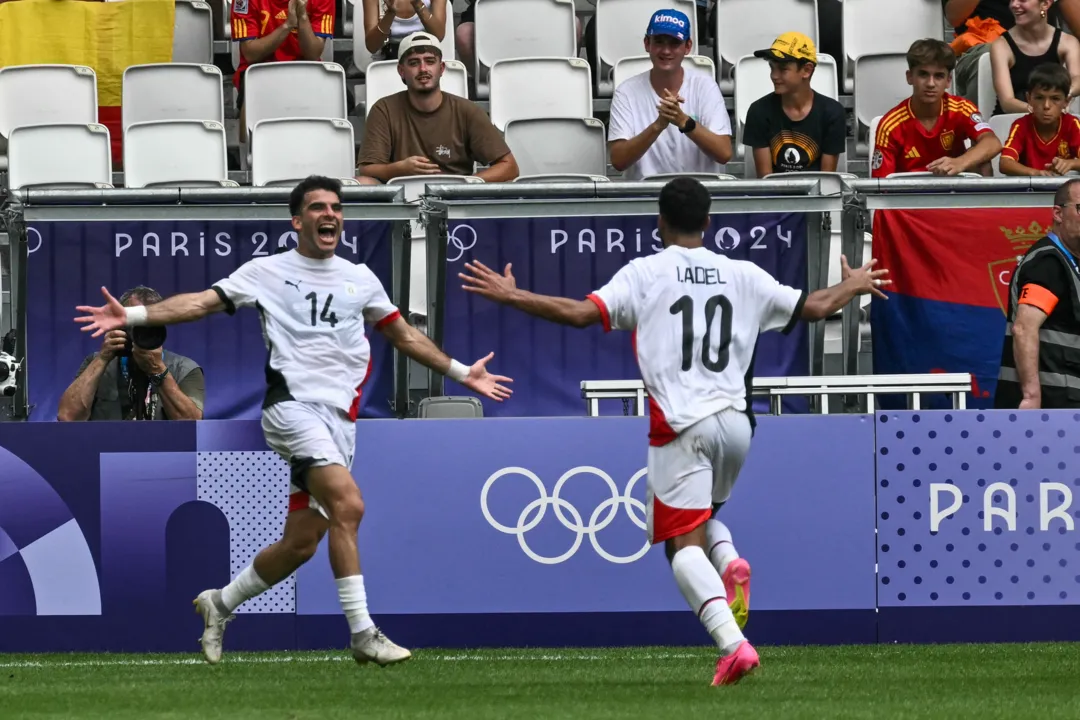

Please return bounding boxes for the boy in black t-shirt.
[743,32,847,176]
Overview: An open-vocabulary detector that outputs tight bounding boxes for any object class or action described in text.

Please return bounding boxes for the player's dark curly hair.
[658,177,712,234]
[1028,62,1071,99]
[289,175,342,216]
[906,38,955,73]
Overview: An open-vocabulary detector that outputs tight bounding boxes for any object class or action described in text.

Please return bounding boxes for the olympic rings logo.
[480,466,650,565]
[446,224,477,263]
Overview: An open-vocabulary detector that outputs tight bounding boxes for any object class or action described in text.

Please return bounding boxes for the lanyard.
[1047,232,1080,280]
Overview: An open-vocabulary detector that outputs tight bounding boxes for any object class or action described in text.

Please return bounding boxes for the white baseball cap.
[397,32,442,62]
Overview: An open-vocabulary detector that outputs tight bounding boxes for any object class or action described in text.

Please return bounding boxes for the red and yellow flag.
[0,0,176,164]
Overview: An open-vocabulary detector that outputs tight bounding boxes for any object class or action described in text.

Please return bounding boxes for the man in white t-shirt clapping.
[608,9,732,180]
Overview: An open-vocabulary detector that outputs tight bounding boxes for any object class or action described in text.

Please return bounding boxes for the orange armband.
[1019,283,1059,315]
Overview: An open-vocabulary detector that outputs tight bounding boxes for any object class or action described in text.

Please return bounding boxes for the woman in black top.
[990,0,1080,114]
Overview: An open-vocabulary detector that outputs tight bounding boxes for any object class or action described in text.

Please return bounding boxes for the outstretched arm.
[75,286,225,338]
[378,314,512,402]
[459,261,603,328]
[801,256,891,321]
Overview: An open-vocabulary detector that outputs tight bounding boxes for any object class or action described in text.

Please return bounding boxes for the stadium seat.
[842,0,941,93]
[514,173,611,182]
[988,113,1022,176]
[594,0,697,97]
[122,64,224,133]
[488,57,592,131]
[0,65,97,140]
[733,53,838,159]
[886,171,983,177]
[473,0,578,99]
[175,0,214,64]
[123,120,231,188]
[417,396,484,418]
[388,174,484,316]
[977,51,996,120]
[714,0,818,93]
[232,22,335,87]
[613,54,715,92]
[8,123,113,190]
[643,172,738,180]
[504,117,607,177]
[363,59,468,116]
[243,62,348,137]
[250,117,355,187]
[854,53,910,145]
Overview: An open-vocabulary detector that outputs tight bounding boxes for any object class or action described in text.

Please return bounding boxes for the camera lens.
[0,363,8,382]
[132,325,167,351]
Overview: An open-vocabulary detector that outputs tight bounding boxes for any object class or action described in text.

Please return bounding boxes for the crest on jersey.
[940,130,955,151]
[346,282,357,296]
[871,150,883,170]
[1060,140,1070,158]
[234,0,249,14]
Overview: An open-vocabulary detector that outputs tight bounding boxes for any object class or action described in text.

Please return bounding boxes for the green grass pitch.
[3,644,1080,719]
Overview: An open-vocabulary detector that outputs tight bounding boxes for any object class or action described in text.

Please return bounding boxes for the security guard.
[997,178,1080,409]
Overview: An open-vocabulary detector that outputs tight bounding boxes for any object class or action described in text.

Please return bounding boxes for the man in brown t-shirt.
[358,32,518,182]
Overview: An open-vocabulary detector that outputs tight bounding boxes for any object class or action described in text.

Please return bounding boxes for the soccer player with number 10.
[459,177,889,685]
[75,175,512,667]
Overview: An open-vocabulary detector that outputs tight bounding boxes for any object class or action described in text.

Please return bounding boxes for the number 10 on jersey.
[670,294,733,372]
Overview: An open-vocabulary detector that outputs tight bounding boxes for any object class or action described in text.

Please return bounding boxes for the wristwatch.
[679,117,697,134]
[149,367,170,388]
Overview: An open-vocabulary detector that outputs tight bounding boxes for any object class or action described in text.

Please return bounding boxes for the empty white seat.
[250,117,355,187]
[514,173,611,182]
[989,113,1023,176]
[613,54,715,91]
[244,62,348,136]
[122,64,224,132]
[643,172,738,180]
[594,0,697,96]
[853,54,911,133]
[473,0,578,99]
[843,0,941,93]
[8,124,112,190]
[489,57,592,131]
[733,54,838,158]
[364,59,468,116]
[715,0,818,91]
[504,117,607,176]
[175,0,214,64]
[388,175,485,316]
[0,65,97,139]
[123,120,229,188]
[977,51,997,120]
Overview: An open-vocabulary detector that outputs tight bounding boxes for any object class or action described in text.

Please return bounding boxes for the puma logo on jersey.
[285,279,303,291]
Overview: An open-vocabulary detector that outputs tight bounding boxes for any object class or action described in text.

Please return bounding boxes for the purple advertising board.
[23,219,395,422]
[440,214,809,417]
[0,414,873,652]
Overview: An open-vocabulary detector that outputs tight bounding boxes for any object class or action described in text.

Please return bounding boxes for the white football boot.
[350,626,412,666]
[193,589,234,665]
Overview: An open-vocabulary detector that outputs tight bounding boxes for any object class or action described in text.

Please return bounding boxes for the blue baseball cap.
[646,9,691,42]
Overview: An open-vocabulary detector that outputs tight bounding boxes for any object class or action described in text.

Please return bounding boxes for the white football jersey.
[212,250,400,417]
[588,245,804,442]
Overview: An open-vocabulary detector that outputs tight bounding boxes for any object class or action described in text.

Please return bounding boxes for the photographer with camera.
[58,286,204,421]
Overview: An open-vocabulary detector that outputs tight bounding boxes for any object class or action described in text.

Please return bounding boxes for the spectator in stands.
[461,1,583,77]
[945,0,1015,103]
[872,39,1002,177]
[357,32,518,182]
[231,0,335,143]
[57,286,204,422]
[607,9,732,180]
[360,0,446,73]
[742,32,846,176]
[995,177,1080,409]
[1000,63,1080,175]
[990,0,1080,115]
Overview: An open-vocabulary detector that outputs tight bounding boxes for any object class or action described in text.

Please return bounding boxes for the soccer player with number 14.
[460,177,889,685]
[75,176,512,667]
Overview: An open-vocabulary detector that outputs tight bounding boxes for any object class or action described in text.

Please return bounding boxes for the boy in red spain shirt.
[872,38,1002,177]
[1000,63,1080,177]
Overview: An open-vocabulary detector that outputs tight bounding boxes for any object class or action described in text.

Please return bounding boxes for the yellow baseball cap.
[753,31,817,64]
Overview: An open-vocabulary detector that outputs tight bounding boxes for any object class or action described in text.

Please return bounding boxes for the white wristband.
[447,359,469,383]
[125,305,148,326]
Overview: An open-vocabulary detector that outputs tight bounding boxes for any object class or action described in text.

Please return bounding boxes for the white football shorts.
[261,400,356,518]
[646,408,752,544]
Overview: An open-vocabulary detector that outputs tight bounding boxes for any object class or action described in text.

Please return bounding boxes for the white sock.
[220,564,271,612]
[336,575,375,634]
[671,546,745,656]
[706,519,740,577]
